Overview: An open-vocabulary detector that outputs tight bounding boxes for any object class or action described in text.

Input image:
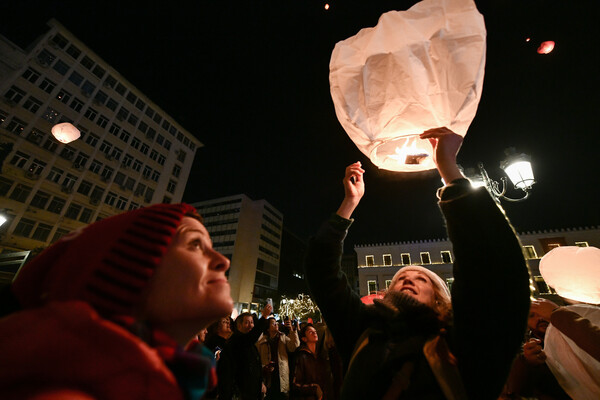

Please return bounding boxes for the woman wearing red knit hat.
[0,203,234,400]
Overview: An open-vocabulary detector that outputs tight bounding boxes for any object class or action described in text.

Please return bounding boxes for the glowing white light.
[51,123,80,144]
[0,215,7,227]
[503,160,534,190]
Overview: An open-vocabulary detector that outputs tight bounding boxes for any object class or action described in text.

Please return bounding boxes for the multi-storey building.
[191,194,283,314]
[0,19,201,253]
[354,226,600,297]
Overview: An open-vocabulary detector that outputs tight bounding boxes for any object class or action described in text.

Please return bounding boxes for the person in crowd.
[0,203,233,400]
[257,317,300,399]
[205,316,233,354]
[501,298,570,399]
[219,306,272,400]
[316,324,343,400]
[291,324,335,400]
[304,128,531,399]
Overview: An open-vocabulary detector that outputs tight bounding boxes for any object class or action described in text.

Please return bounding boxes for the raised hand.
[419,127,464,184]
[336,161,365,219]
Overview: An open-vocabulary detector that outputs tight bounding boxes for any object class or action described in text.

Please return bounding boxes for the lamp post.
[467,148,536,203]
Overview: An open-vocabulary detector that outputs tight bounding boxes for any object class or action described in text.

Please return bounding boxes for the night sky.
[2,0,599,249]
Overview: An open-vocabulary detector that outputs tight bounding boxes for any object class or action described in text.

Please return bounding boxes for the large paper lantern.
[51,122,80,144]
[539,246,600,304]
[330,0,486,172]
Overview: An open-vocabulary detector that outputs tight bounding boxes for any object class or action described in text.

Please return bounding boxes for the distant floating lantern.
[537,41,555,54]
[325,3,330,10]
[540,246,600,304]
[329,0,486,172]
[51,122,80,144]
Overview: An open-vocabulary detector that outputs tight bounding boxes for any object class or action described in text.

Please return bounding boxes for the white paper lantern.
[330,0,486,172]
[539,246,600,304]
[51,122,80,144]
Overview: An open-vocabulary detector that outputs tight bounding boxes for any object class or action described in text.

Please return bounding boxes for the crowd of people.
[0,128,598,399]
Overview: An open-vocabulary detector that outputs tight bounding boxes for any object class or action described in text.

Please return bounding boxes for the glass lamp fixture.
[501,148,535,190]
[0,214,7,227]
[51,122,80,144]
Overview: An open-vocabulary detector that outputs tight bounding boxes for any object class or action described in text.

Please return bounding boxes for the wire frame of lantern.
[51,122,80,144]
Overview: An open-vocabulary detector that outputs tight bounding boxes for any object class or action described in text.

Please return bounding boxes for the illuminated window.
[420,252,431,264]
[445,278,454,291]
[383,254,392,266]
[575,242,589,247]
[385,279,392,289]
[441,251,452,264]
[523,245,537,259]
[401,253,411,265]
[547,243,560,250]
[367,280,378,294]
[534,276,554,294]
[365,255,375,267]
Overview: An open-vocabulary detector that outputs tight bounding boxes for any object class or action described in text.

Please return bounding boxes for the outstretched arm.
[336,161,365,219]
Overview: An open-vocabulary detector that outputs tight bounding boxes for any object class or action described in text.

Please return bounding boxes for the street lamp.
[467,148,535,202]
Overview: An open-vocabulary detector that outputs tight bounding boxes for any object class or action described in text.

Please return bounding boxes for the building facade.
[355,226,600,297]
[191,194,283,313]
[0,19,201,253]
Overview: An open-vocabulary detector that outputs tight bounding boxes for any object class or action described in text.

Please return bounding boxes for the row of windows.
[364,251,453,267]
[38,38,196,152]
[259,245,279,260]
[195,198,242,211]
[260,234,280,249]
[366,277,454,295]
[5,81,174,164]
[203,208,240,218]
[262,213,282,231]
[522,243,588,259]
[261,223,281,239]
[9,216,69,244]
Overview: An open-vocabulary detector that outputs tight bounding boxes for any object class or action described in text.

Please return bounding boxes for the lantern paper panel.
[539,246,600,304]
[330,0,486,172]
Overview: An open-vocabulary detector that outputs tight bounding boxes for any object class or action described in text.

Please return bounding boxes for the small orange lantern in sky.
[51,122,80,144]
[537,41,555,54]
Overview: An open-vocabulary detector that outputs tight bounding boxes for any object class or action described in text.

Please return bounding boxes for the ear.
[301,336,307,343]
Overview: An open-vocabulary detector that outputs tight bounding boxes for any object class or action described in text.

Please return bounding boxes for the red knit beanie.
[11,203,199,316]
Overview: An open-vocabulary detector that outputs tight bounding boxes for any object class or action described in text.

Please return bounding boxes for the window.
[110,147,123,161]
[74,152,89,169]
[66,43,81,59]
[99,140,112,155]
[115,82,126,95]
[23,96,43,113]
[122,153,133,167]
[153,112,162,124]
[547,243,561,251]
[176,149,186,162]
[114,172,126,185]
[575,241,589,247]
[445,278,454,291]
[81,80,96,96]
[62,173,78,190]
[0,177,14,196]
[135,182,146,196]
[157,154,166,166]
[0,108,7,124]
[68,71,84,86]
[115,196,128,210]
[9,184,32,202]
[41,106,60,122]
[169,126,177,136]
[26,129,45,145]
[534,276,554,294]
[52,59,69,75]
[127,113,138,126]
[367,280,378,295]
[420,252,431,264]
[150,170,160,182]
[164,140,171,151]
[106,98,118,111]
[47,197,66,214]
[30,191,51,209]
[116,106,129,121]
[146,127,156,140]
[89,160,102,174]
[126,92,137,104]
[27,158,47,175]
[79,208,93,223]
[77,180,93,196]
[90,186,105,202]
[145,106,155,118]
[385,280,392,289]
[522,245,537,260]
[124,177,135,191]
[96,114,109,128]
[65,203,82,219]
[13,218,35,237]
[144,187,154,203]
[162,120,171,131]
[46,167,64,184]
[51,33,68,49]
[69,97,84,112]
[32,223,53,242]
[401,253,411,265]
[173,164,181,178]
[383,254,392,266]
[167,180,177,194]
[39,78,56,93]
[22,67,41,83]
[135,98,145,111]
[100,166,114,181]
[128,202,139,210]
[104,75,117,89]
[365,255,375,267]
[149,149,158,161]
[132,159,142,172]
[80,55,95,70]
[59,145,76,161]
[10,151,30,168]
[85,133,99,147]
[140,143,149,155]
[156,134,164,145]
[119,129,131,143]
[142,165,152,179]
[104,191,117,206]
[6,117,27,135]
[441,251,453,263]
[37,49,56,66]
[92,65,106,79]
[5,85,26,103]
[56,88,72,103]
[84,107,98,121]
[130,137,141,150]
[42,136,59,152]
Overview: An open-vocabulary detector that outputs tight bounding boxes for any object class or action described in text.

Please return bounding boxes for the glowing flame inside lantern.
[371,134,435,172]
[51,122,80,144]
[537,41,555,54]
[388,138,429,165]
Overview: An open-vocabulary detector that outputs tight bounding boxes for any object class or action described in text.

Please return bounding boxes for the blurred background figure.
[291,324,334,400]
